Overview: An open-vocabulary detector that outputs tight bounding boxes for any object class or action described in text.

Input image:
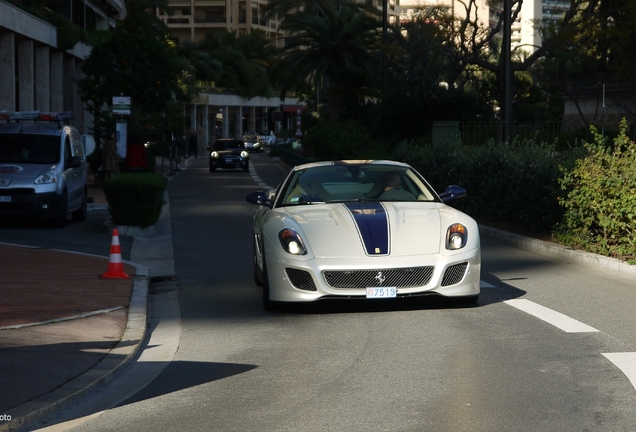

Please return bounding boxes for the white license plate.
[366,287,397,298]
[0,196,10,202]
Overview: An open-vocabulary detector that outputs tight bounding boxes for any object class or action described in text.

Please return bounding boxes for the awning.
[281,105,306,113]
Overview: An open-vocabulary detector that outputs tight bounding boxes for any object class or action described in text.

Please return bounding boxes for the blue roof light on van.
[0,111,72,122]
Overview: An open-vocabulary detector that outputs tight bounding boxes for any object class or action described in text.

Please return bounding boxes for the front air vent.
[441,263,468,286]
[285,268,317,291]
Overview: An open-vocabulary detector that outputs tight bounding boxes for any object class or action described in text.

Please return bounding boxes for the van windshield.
[0,134,60,164]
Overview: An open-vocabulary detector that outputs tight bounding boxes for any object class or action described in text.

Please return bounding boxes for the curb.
[479,225,636,277]
[0,265,149,432]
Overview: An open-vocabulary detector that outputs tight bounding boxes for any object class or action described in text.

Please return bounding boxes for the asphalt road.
[11,154,636,431]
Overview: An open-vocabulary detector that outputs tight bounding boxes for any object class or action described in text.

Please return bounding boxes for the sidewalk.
[0,160,180,432]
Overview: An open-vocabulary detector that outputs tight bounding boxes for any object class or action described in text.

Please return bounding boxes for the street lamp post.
[502,0,513,144]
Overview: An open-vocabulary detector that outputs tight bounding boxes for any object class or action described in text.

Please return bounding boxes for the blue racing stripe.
[344,202,389,255]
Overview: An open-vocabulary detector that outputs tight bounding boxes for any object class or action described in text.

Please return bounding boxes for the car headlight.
[241,151,249,158]
[211,151,219,158]
[279,228,307,255]
[34,171,57,184]
[446,223,467,250]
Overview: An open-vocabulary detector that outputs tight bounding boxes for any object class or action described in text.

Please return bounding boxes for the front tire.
[261,252,275,311]
[253,237,263,287]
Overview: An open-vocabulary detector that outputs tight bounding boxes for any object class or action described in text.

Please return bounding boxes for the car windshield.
[243,134,258,142]
[0,134,60,164]
[213,140,243,150]
[279,163,438,205]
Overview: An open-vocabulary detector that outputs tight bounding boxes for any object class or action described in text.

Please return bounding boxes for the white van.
[0,111,96,227]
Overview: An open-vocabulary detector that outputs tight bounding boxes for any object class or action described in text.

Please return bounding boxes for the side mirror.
[246,191,273,208]
[439,185,466,203]
[206,144,211,150]
[81,134,96,156]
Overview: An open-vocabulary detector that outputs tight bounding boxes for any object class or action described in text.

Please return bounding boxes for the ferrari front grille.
[285,268,317,291]
[323,267,434,289]
[441,262,468,286]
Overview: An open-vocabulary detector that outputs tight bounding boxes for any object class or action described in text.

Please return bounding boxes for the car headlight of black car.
[241,151,249,158]
[446,223,467,250]
[279,228,307,255]
[211,151,219,159]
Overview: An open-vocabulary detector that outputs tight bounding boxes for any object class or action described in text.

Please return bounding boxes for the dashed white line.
[249,162,271,188]
[504,299,599,333]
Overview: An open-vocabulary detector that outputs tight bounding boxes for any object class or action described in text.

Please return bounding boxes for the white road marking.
[602,353,636,391]
[249,162,270,188]
[504,299,599,333]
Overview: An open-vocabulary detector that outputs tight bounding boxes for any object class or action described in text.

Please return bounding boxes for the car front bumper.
[264,248,481,303]
[0,189,63,220]
[210,157,248,170]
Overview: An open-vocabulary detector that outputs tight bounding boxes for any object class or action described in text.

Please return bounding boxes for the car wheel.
[261,250,275,311]
[50,190,68,228]
[253,237,263,287]
[209,165,216,172]
[72,188,87,221]
[243,162,249,172]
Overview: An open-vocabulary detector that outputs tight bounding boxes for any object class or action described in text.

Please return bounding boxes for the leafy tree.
[77,0,196,143]
[370,9,492,143]
[534,0,636,126]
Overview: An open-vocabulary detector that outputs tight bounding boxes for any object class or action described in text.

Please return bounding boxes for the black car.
[208,138,249,172]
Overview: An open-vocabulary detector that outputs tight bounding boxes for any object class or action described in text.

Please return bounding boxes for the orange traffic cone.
[101,228,130,279]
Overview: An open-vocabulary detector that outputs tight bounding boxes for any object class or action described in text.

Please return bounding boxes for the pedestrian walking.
[188,132,198,158]
[102,132,120,179]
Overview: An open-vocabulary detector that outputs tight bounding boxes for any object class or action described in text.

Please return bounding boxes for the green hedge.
[393,139,583,235]
[103,173,167,228]
[556,119,636,263]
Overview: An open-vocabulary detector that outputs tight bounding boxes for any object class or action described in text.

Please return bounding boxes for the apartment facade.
[0,0,124,134]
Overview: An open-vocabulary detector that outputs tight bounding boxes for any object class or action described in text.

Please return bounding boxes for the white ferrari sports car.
[246,160,480,310]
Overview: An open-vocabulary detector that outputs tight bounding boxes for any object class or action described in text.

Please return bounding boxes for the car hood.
[0,163,56,186]
[283,202,444,258]
[215,149,244,156]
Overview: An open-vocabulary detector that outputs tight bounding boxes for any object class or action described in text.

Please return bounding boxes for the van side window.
[70,131,83,157]
[64,136,73,166]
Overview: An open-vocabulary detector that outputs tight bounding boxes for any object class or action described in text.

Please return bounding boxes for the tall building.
[156,0,282,45]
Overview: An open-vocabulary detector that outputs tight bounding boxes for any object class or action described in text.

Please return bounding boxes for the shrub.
[556,119,636,263]
[103,173,168,227]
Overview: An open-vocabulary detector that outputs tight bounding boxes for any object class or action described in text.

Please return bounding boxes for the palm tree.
[270,2,381,120]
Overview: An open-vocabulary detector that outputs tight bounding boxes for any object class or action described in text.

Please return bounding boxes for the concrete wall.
[0,0,94,133]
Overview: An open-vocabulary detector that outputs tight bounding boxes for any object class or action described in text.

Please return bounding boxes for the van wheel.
[50,190,68,228]
[72,188,88,221]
